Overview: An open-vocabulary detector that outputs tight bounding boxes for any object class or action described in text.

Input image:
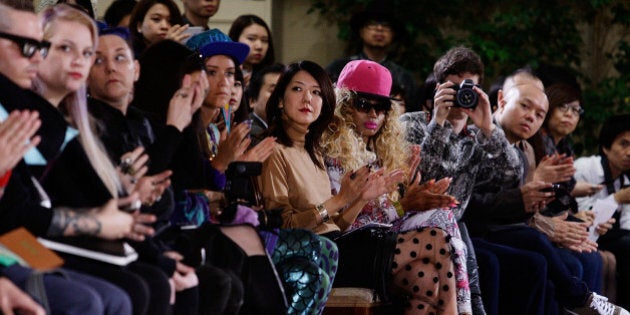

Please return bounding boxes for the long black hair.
[128,0,183,55]
[265,60,335,169]
[228,14,275,75]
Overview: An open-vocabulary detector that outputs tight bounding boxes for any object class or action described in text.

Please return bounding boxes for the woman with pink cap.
[258,60,405,314]
[322,60,472,314]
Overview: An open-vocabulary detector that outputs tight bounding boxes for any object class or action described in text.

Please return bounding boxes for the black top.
[41,137,113,208]
[88,97,183,175]
[150,113,226,194]
[88,97,179,275]
[0,73,63,235]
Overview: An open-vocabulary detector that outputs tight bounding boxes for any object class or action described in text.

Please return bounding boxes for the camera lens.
[456,89,478,109]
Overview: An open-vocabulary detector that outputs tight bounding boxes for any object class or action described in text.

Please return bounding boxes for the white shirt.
[574,155,630,230]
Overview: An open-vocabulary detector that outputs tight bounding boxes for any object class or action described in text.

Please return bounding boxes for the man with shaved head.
[465,69,627,315]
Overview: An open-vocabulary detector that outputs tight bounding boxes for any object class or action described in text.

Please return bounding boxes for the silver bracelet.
[316,204,330,223]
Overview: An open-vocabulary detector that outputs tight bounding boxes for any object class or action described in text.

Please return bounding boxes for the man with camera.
[401,46,526,315]
[403,47,626,314]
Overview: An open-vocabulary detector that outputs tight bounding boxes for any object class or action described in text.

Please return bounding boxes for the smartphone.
[181,26,204,44]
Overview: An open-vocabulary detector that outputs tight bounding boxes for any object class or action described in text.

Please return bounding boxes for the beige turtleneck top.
[258,126,341,235]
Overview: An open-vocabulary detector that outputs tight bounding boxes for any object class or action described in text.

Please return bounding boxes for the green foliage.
[309,0,630,155]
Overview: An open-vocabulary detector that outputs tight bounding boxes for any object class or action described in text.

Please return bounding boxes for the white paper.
[587,195,619,242]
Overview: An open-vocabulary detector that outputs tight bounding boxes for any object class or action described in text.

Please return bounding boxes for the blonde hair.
[322,88,410,177]
[37,4,122,197]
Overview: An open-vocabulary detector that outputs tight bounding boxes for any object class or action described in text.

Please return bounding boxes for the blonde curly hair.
[322,88,410,177]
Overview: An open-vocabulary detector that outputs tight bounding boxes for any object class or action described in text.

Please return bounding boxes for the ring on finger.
[127,166,137,176]
[120,157,133,173]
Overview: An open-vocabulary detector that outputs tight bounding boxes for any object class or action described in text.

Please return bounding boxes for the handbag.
[332,224,398,303]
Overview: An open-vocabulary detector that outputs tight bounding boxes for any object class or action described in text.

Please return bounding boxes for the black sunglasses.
[353,95,392,114]
[0,31,50,58]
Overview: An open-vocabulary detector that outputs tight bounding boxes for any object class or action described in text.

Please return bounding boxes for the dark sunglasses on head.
[0,31,50,59]
[353,95,392,114]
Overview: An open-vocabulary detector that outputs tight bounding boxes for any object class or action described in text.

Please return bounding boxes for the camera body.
[224,161,262,206]
[451,79,479,109]
[541,183,561,193]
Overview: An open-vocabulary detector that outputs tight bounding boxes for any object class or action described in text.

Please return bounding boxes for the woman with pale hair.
[321,60,472,314]
[34,5,174,314]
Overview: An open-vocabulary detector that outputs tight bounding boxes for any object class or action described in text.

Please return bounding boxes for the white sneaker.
[567,293,630,315]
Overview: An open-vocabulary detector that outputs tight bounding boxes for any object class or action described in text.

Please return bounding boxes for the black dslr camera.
[451,79,479,109]
[219,161,262,223]
[224,161,261,206]
[541,183,578,215]
[220,161,284,229]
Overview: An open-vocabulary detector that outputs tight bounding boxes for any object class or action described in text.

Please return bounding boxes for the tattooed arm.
[48,199,133,240]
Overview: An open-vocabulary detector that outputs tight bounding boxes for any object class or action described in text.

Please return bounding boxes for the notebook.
[38,237,138,266]
[0,227,64,270]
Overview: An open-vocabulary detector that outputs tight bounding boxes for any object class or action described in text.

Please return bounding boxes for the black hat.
[349,2,406,39]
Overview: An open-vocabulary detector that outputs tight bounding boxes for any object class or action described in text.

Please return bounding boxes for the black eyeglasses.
[557,103,584,116]
[0,31,50,58]
[353,95,392,114]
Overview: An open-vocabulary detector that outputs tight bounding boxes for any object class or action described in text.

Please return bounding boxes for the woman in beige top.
[259,60,402,235]
[259,60,404,314]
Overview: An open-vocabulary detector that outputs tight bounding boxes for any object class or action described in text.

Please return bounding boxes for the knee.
[315,236,338,273]
[47,279,132,315]
[279,258,324,288]
[100,286,133,315]
[273,229,322,263]
[52,285,106,315]
[197,265,233,291]
[220,225,265,256]
[523,252,548,280]
[393,228,451,271]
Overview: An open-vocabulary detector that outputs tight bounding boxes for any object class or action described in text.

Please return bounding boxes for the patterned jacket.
[400,111,523,221]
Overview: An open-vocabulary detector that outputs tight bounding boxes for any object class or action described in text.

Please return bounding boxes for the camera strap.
[600,155,627,230]
[601,155,627,195]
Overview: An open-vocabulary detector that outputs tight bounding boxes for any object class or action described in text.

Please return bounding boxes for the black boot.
[240,255,288,315]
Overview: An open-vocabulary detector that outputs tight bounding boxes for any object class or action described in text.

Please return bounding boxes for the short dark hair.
[228,14,275,71]
[433,46,484,85]
[133,40,197,124]
[0,0,33,10]
[544,83,582,129]
[104,0,137,27]
[265,60,335,169]
[599,114,630,156]
[247,63,284,102]
[129,0,182,54]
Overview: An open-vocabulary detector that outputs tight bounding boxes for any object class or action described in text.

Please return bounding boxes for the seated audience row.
[0,0,629,314]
